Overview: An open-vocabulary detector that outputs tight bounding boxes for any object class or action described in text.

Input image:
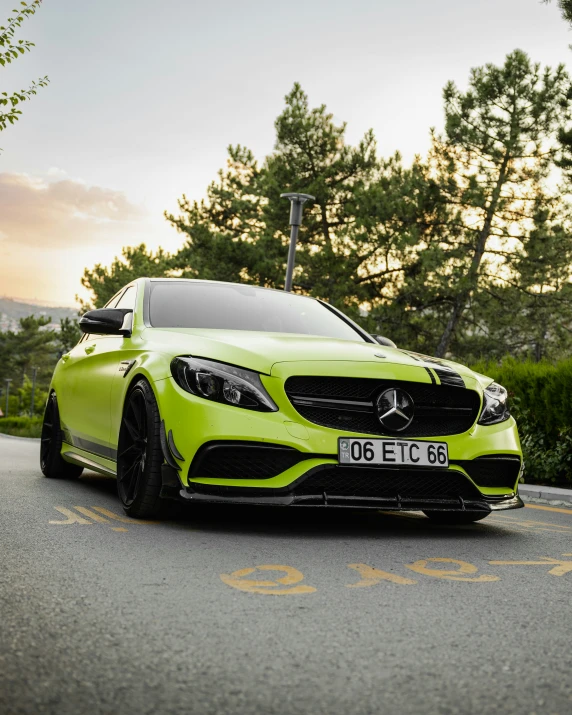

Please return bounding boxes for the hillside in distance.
[0,297,78,332]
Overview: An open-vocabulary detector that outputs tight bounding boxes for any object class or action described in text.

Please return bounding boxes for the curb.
[519,483,572,508]
[0,432,40,443]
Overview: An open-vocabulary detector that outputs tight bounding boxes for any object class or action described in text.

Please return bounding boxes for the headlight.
[171,357,278,412]
[478,382,510,425]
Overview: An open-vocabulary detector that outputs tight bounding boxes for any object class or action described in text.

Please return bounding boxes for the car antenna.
[280,192,315,292]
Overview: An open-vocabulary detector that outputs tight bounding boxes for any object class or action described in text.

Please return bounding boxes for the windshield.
[148,282,366,342]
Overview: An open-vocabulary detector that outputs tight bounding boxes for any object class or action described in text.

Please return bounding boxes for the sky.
[0,0,570,307]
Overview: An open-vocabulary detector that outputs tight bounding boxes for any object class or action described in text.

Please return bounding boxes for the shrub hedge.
[472,358,572,486]
[0,416,43,439]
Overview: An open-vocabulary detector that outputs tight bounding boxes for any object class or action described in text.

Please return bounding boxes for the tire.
[40,393,84,479]
[116,379,163,519]
[423,511,489,525]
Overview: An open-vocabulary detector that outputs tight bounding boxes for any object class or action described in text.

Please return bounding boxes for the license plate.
[338,437,449,468]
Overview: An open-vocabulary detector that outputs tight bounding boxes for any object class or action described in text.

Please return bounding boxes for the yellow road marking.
[488,515,572,532]
[49,505,158,529]
[406,558,499,582]
[49,507,93,525]
[525,504,572,515]
[74,507,111,523]
[510,519,570,529]
[488,522,571,534]
[346,563,417,587]
[220,565,316,595]
[90,506,158,525]
[112,527,128,532]
[489,556,572,576]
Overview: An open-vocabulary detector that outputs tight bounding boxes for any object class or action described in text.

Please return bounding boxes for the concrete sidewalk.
[519,483,572,507]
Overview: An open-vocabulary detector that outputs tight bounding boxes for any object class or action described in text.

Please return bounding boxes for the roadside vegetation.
[473,359,572,486]
[0,416,42,438]
[0,316,80,423]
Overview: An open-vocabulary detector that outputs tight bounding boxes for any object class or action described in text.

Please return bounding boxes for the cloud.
[0,172,147,248]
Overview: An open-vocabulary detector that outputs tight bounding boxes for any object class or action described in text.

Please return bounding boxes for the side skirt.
[61,443,117,477]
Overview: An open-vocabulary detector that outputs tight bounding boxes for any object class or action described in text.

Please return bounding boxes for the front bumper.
[154,372,524,511]
[161,459,524,513]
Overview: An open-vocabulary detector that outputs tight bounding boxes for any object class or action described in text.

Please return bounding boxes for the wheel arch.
[116,368,165,517]
[122,369,162,411]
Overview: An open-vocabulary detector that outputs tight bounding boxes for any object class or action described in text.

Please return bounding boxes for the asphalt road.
[1,435,572,715]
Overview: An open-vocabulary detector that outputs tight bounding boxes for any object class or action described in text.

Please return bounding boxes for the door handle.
[85,344,96,355]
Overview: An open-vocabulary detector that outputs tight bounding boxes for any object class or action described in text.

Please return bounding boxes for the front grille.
[455,455,521,488]
[294,466,481,499]
[189,442,305,480]
[285,376,480,437]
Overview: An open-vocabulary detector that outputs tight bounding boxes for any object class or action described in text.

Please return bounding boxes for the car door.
[57,287,135,461]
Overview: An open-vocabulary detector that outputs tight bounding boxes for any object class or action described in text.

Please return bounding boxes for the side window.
[104,290,125,309]
[115,286,136,311]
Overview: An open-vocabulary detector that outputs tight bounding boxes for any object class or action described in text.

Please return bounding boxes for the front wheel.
[116,379,163,519]
[423,511,489,525]
[40,393,83,479]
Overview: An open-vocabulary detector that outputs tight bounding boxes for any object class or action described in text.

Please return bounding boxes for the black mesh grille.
[190,443,305,480]
[285,377,480,437]
[294,467,481,499]
[286,376,377,400]
[455,455,521,488]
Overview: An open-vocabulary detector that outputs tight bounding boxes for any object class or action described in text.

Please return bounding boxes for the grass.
[0,416,42,438]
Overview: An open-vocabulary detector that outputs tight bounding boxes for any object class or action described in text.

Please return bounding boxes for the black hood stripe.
[424,367,437,385]
[401,351,466,389]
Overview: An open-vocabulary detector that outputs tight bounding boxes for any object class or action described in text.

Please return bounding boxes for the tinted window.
[104,291,124,309]
[149,282,365,342]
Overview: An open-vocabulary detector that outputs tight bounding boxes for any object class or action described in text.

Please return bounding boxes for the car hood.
[144,328,491,388]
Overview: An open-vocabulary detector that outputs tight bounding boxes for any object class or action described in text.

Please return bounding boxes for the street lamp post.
[30,366,38,418]
[4,379,12,418]
[280,192,315,292]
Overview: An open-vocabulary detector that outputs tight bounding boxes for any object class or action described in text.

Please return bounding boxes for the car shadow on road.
[70,472,523,542]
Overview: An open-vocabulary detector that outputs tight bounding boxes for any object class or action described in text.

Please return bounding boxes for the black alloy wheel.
[40,392,83,479]
[117,379,163,518]
[423,511,489,525]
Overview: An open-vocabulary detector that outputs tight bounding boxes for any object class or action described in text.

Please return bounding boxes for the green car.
[41,278,524,523]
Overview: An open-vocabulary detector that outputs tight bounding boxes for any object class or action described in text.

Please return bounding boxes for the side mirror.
[79,309,133,337]
[372,334,397,349]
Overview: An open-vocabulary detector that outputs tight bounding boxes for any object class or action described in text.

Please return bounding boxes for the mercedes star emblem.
[376,388,414,432]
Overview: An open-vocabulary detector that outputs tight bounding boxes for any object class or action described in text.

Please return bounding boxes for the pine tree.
[545,0,572,26]
[82,63,572,364]
[58,317,81,353]
[168,86,387,313]
[80,244,172,310]
[429,50,572,357]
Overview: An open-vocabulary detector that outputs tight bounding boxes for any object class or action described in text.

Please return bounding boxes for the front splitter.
[174,488,524,512]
